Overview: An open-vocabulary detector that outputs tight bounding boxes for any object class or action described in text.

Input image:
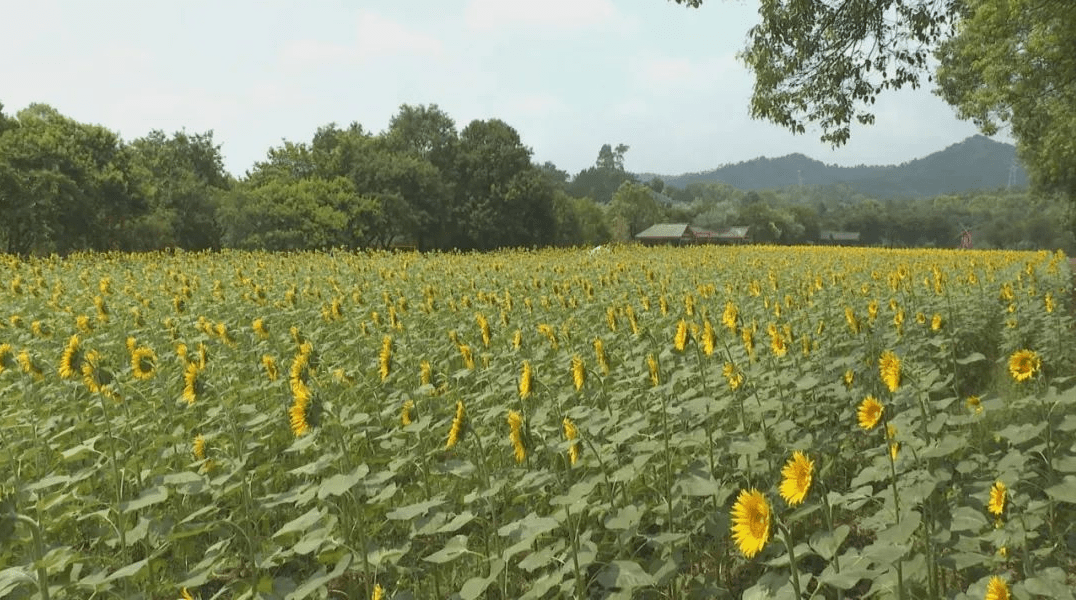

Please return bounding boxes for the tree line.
[0,101,1072,255]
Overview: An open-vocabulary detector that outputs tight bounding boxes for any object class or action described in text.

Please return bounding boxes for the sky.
[1,0,999,178]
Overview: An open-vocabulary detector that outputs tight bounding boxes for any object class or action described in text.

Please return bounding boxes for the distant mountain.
[640,136,1027,198]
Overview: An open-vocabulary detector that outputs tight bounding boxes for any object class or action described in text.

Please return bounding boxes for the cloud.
[281,11,443,68]
[355,12,443,59]
[464,0,633,34]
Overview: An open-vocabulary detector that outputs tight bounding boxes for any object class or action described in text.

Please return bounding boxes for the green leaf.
[287,552,351,599]
[0,567,33,597]
[950,506,989,532]
[595,560,655,590]
[809,525,849,560]
[1023,568,1075,600]
[119,485,168,514]
[437,511,475,534]
[386,497,445,520]
[423,534,469,564]
[273,507,324,538]
[459,575,494,600]
[956,352,986,365]
[317,465,369,499]
[1045,477,1076,504]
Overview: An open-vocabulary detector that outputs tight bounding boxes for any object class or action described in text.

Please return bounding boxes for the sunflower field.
[1,246,1075,600]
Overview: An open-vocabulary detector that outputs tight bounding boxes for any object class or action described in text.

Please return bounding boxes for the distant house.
[697,226,751,244]
[820,230,861,245]
[635,223,697,245]
[635,224,751,245]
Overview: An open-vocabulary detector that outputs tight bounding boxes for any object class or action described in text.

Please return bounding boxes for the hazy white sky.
[2,0,996,177]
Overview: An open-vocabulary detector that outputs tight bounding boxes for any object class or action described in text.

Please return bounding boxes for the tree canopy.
[673,0,1075,201]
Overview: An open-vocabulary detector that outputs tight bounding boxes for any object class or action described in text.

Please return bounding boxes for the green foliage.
[608,181,664,239]
[935,0,1076,198]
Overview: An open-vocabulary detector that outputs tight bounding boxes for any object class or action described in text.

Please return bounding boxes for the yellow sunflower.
[1008,349,1040,382]
[879,350,901,393]
[779,451,814,506]
[987,480,1006,516]
[507,410,525,463]
[593,337,609,374]
[731,489,771,558]
[519,360,534,399]
[446,401,466,449]
[379,335,392,381]
[401,399,414,426]
[673,319,689,352]
[289,392,311,437]
[371,583,384,600]
[192,434,207,461]
[563,417,580,465]
[130,347,157,380]
[182,363,200,405]
[646,354,660,387]
[984,576,1009,600]
[59,334,83,379]
[571,355,585,391]
[857,395,884,430]
[701,319,716,356]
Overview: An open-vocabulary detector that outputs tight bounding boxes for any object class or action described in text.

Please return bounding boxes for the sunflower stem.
[778,522,802,599]
[820,491,844,600]
[13,513,50,600]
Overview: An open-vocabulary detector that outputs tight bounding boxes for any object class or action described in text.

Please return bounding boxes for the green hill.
[641,135,1027,197]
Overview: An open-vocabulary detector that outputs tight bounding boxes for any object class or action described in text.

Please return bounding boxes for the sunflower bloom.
[59,334,83,379]
[459,344,474,370]
[769,329,787,358]
[843,369,855,387]
[563,417,580,465]
[879,350,901,392]
[512,329,522,350]
[507,410,526,463]
[886,424,899,460]
[446,401,466,449]
[723,363,743,391]
[476,312,491,347]
[701,319,716,356]
[519,360,534,399]
[966,395,983,414]
[371,584,384,600]
[857,395,884,430]
[253,318,269,339]
[571,355,585,391]
[130,347,157,380]
[289,392,311,437]
[192,435,207,461]
[182,363,201,405]
[262,354,278,381]
[673,319,689,352]
[181,587,196,600]
[987,480,1006,516]
[1045,292,1055,313]
[984,576,1009,600]
[779,451,814,506]
[731,489,771,558]
[1008,349,1040,382]
[17,349,43,380]
[401,399,414,426]
[722,301,738,331]
[593,337,609,374]
[646,354,660,387]
[379,335,392,381]
[931,314,943,331]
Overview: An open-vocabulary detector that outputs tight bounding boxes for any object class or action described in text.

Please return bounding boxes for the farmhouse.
[635,223,751,245]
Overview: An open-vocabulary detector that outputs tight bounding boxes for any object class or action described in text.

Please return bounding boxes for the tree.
[567,143,637,204]
[451,119,554,249]
[0,104,142,254]
[672,0,1075,204]
[608,181,663,240]
[935,0,1076,198]
[127,130,230,250]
